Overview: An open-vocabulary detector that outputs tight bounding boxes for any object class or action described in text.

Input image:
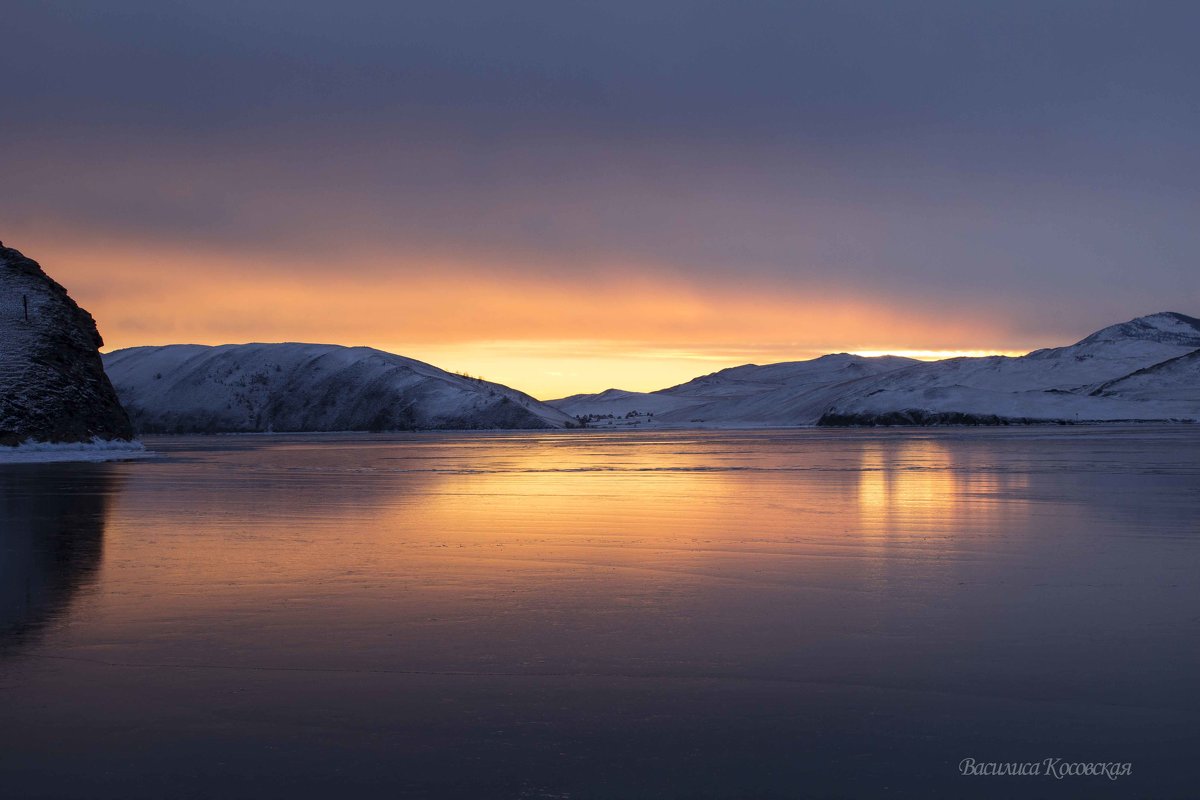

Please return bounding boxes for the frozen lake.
[2,427,1198,798]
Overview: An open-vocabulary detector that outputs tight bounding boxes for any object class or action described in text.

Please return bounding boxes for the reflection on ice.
[1,427,1197,799]
[0,464,118,651]
[856,439,1032,532]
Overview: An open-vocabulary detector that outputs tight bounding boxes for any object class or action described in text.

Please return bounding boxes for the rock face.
[103,343,577,434]
[0,243,133,446]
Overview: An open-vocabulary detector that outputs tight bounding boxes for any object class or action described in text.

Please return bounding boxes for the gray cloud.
[3,0,1198,341]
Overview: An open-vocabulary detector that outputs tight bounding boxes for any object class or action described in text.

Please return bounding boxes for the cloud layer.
[3,1,1198,394]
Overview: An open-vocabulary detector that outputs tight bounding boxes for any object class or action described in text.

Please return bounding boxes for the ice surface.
[1,428,1198,798]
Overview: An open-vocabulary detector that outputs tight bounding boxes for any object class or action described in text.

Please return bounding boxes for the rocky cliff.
[0,243,133,445]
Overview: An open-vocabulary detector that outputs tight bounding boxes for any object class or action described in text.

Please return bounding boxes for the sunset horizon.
[6,1,1195,401]
[4,2,1199,798]
[8,234,1156,398]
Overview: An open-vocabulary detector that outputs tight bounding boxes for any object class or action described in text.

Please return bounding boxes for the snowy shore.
[0,438,151,464]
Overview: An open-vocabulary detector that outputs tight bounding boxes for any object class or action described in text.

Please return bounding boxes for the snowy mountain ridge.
[820,312,1200,424]
[1064,311,1200,349]
[550,313,1200,426]
[550,353,922,426]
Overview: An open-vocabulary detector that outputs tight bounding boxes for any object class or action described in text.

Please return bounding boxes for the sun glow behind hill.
[30,236,1070,399]
[851,349,1030,361]
[408,343,1035,399]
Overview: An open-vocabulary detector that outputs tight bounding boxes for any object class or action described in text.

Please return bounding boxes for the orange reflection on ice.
[856,438,1031,536]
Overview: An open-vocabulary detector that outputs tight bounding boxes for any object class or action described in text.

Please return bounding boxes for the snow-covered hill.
[549,354,919,426]
[551,314,1200,427]
[547,388,700,420]
[1090,348,1200,402]
[0,242,133,446]
[103,343,576,433]
[821,313,1200,425]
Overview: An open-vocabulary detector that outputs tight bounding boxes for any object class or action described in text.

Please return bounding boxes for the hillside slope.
[550,354,919,426]
[104,343,576,433]
[551,314,1200,427]
[821,313,1200,424]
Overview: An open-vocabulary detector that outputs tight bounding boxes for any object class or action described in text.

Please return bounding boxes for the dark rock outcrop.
[0,242,134,445]
[818,410,1075,427]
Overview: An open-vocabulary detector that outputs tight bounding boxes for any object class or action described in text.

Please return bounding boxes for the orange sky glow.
[4,1,1198,402]
[36,236,1035,399]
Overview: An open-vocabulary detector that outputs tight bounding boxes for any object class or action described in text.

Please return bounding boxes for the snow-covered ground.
[0,438,149,464]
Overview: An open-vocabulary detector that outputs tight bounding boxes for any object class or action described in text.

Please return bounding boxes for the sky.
[3,0,1198,398]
